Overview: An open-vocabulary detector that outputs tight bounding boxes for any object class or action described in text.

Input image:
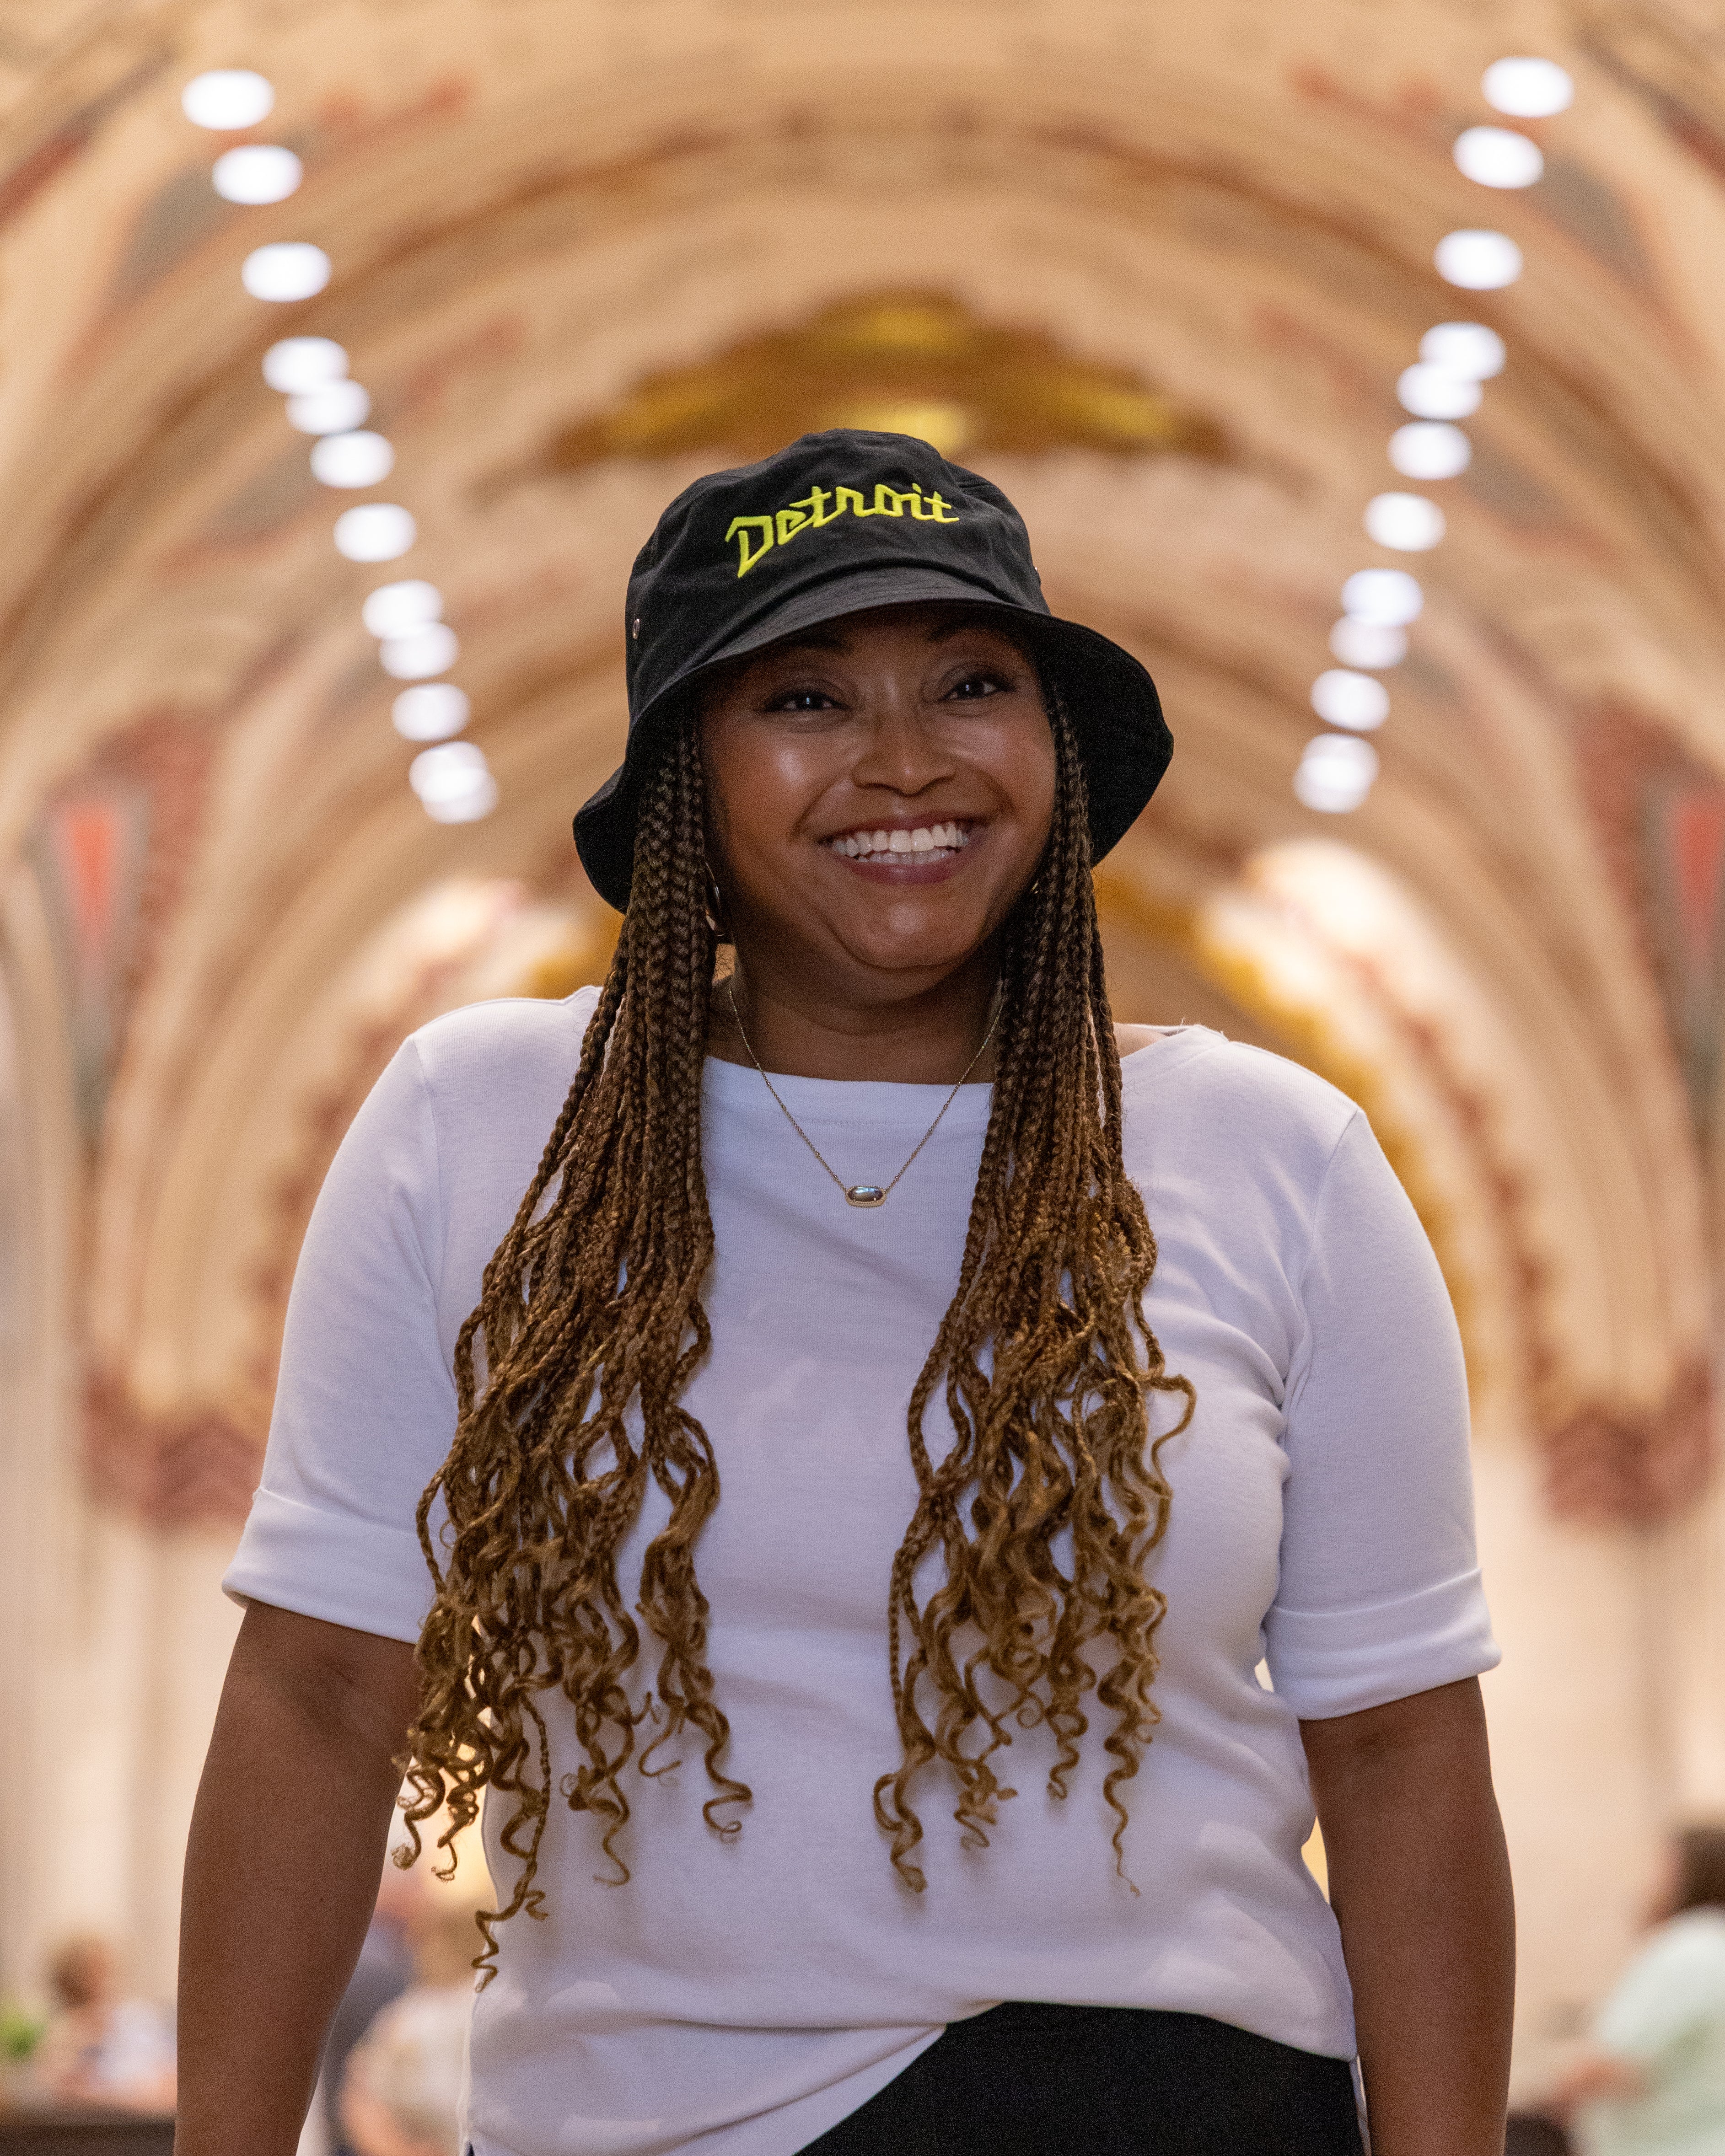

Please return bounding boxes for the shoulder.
[349,988,604,1201]
[407,984,601,1111]
[1121,1028,1363,1191]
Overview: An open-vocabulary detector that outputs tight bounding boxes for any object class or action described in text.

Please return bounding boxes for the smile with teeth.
[828,820,973,863]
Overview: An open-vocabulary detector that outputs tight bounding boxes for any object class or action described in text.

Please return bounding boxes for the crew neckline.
[701,1024,1221,1126]
[555,985,1222,1097]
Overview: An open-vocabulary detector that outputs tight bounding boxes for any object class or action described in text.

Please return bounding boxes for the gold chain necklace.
[724,982,1000,1208]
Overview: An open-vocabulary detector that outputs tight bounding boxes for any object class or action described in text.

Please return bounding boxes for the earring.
[702,863,731,942]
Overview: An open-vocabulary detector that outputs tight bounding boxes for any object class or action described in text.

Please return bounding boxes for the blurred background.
[2,0,1725,2142]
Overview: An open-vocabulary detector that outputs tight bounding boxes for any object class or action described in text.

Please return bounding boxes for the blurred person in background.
[322,1860,420,2156]
[1554,1825,1725,2155]
[339,1891,478,2156]
[29,1934,175,2112]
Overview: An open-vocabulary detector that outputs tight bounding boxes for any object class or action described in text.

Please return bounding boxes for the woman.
[1555,1824,1725,2153]
[178,429,1514,2156]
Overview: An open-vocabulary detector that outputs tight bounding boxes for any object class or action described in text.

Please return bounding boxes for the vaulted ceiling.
[5,0,1725,1526]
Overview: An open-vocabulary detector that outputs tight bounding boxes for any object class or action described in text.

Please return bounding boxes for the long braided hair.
[400,690,1194,1968]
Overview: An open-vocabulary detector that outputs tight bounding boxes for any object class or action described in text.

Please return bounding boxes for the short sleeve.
[223,1038,455,1643]
[1262,1110,1499,1718]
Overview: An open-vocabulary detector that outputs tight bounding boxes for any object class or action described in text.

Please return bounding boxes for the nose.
[849,683,957,799]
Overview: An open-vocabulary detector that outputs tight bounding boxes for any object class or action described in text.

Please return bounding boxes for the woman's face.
[700,602,1056,1006]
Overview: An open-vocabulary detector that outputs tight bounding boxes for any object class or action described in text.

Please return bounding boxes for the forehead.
[748,601,1031,665]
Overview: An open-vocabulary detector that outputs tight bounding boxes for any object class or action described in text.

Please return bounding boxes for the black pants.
[798,2002,1364,2155]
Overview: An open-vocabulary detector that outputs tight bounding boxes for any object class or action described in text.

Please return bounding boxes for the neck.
[709,950,1000,1083]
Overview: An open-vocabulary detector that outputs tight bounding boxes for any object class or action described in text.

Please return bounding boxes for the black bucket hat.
[573,429,1171,912]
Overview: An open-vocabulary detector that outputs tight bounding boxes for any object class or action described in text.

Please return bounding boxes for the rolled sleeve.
[1265,1569,1498,1721]
[1265,1111,1500,1719]
[223,1038,457,1645]
[226,1487,434,1643]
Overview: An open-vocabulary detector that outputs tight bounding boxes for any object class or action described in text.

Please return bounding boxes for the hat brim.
[573,566,1171,913]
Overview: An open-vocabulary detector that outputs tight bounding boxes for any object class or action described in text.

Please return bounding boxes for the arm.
[1301,1675,1514,2156]
[175,1602,420,2156]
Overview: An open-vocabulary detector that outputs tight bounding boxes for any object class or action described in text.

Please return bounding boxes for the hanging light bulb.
[182,70,275,129]
[1329,617,1408,669]
[1483,57,1574,118]
[1364,493,1446,551]
[380,625,459,680]
[1419,322,1506,380]
[286,381,371,435]
[263,337,347,393]
[1389,423,1472,480]
[1435,230,1523,290]
[333,504,417,562]
[1295,734,1379,813]
[1341,569,1424,624]
[410,742,497,823]
[1310,670,1390,730]
[212,145,302,203]
[362,582,443,638]
[393,685,471,742]
[1398,365,1483,420]
[310,431,395,488]
[241,242,330,301]
[1453,126,1544,189]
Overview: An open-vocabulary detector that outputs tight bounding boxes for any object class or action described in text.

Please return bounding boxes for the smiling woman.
[700,605,1055,1079]
[701,606,1050,1204]
[180,430,1512,2156]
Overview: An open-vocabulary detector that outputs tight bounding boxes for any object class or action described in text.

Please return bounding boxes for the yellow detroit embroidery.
[725,480,960,576]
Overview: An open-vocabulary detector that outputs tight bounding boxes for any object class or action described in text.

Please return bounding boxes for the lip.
[818,814,983,885]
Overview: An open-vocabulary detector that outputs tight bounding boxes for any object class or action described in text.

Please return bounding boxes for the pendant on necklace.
[845,1184,887,1208]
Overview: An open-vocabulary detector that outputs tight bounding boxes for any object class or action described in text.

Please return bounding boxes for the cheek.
[982,721,1058,852]
[702,721,832,875]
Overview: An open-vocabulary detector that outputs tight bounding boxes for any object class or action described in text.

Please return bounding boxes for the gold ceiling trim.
[545,291,1227,470]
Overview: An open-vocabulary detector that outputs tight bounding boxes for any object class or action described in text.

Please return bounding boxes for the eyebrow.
[769,612,1005,660]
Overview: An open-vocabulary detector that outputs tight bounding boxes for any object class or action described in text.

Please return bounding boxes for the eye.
[945,669,1012,701]
[767,686,840,713]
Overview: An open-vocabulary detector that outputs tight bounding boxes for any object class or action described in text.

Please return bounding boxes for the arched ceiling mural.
[0,0,1721,1530]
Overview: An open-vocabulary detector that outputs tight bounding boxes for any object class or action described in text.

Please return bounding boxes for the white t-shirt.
[226,987,1499,2156]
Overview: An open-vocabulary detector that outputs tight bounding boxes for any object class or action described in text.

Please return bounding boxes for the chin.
[835,913,998,977]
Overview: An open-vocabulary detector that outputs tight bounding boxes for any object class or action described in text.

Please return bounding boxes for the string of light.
[1296,53,1574,815]
[181,69,495,825]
